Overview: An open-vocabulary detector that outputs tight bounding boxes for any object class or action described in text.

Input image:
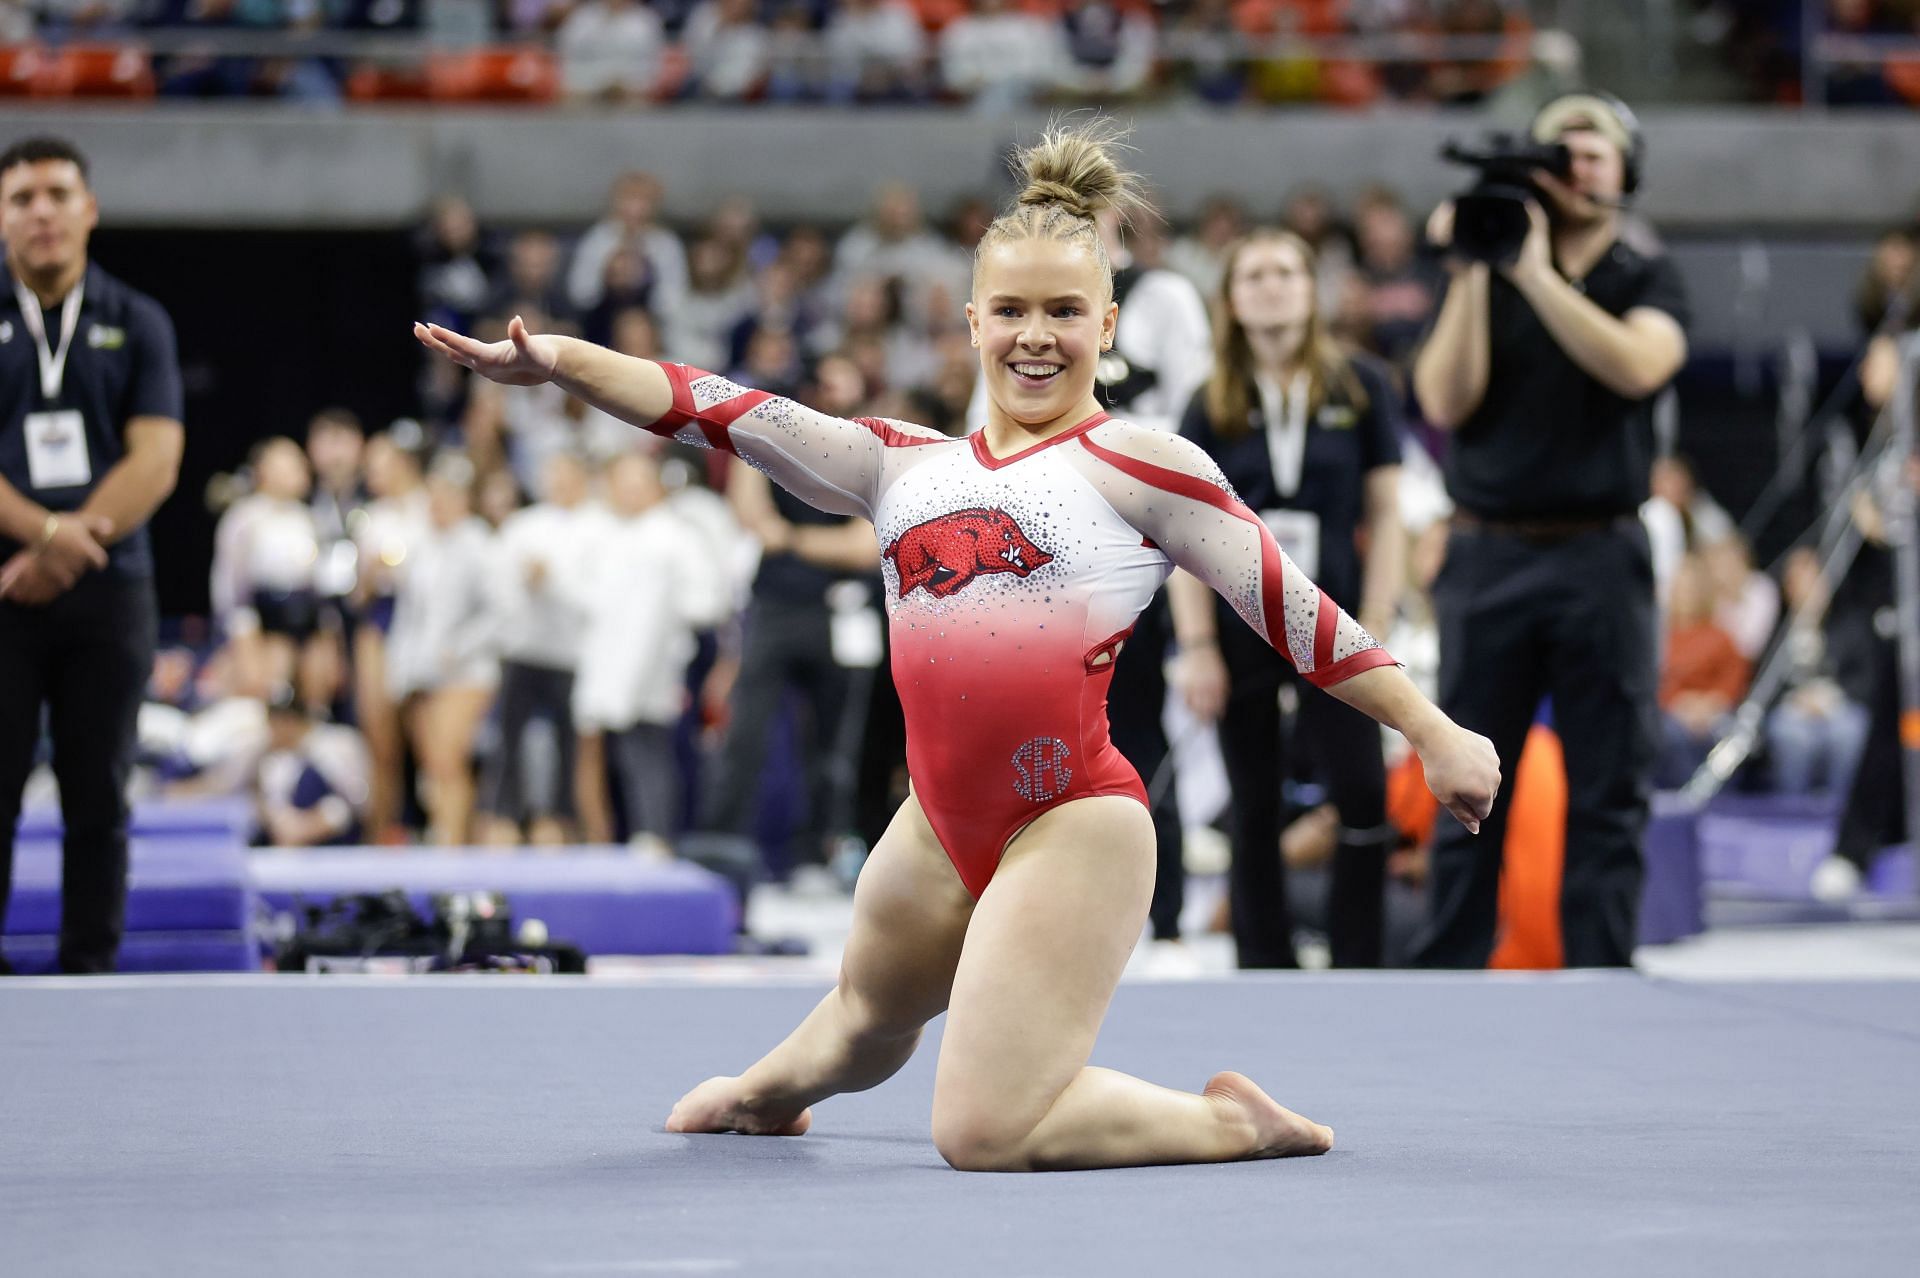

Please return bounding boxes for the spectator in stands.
[1280,184,1357,317]
[1656,553,1749,789]
[822,0,927,102]
[684,0,773,100]
[209,437,320,701]
[0,0,32,41]
[1162,0,1250,106]
[1704,533,1778,662]
[568,173,689,329]
[571,450,732,852]
[938,0,1061,109]
[671,236,758,371]
[557,0,667,102]
[1351,186,1441,369]
[1168,195,1248,300]
[1766,545,1871,798]
[385,452,496,844]
[578,242,657,346]
[487,229,574,329]
[1853,227,1917,337]
[474,463,524,530]
[297,408,365,718]
[1052,0,1156,100]
[763,0,826,101]
[1648,453,1734,551]
[833,182,971,317]
[479,451,601,845]
[351,430,428,841]
[257,683,370,848]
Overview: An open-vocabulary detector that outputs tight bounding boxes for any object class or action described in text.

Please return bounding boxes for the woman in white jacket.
[571,448,733,851]
[209,437,319,700]
[384,452,498,844]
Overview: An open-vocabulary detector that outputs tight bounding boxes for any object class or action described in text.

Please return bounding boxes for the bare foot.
[1204,1071,1334,1159]
[664,1076,812,1136]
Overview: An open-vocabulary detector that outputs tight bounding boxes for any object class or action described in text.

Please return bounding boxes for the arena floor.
[4,970,1915,1277]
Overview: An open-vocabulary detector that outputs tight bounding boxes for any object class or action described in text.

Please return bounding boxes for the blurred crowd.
[0,0,1537,107]
[77,169,1908,934]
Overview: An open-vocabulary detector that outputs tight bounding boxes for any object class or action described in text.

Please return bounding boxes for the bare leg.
[931,796,1333,1172]
[354,627,403,838]
[415,685,492,845]
[574,731,613,844]
[667,794,972,1135]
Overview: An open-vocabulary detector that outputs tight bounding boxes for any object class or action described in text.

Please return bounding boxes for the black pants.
[0,575,156,974]
[701,599,863,870]
[1105,591,1185,942]
[479,660,577,825]
[1218,612,1389,968]
[1836,627,1902,871]
[610,722,679,841]
[1411,521,1658,969]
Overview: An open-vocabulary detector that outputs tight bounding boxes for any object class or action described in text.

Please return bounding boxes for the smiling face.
[966,236,1117,431]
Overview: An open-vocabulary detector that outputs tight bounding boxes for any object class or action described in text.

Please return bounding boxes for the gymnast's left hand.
[414,315,560,387]
[1414,719,1501,836]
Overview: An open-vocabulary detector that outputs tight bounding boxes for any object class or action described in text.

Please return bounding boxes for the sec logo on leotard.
[1012,736,1073,802]
[884,508,1053,599]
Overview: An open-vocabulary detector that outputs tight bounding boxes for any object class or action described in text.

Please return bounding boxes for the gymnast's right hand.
[1414,718,1501,836]
[414,315,560,386]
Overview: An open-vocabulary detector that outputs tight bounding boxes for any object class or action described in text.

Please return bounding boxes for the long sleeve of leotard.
[1075,420,1398,689]
[643,362,948,519]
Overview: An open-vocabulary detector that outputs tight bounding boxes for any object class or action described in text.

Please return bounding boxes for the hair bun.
[1010,116,1151,226]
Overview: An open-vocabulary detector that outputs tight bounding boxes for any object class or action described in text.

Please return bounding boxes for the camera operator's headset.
[1530,91,1644,199]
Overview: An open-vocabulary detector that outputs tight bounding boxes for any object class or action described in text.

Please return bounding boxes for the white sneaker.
[1809,855,1862,904]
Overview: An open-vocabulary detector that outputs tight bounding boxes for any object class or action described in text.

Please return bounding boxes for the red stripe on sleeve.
[854,417,947,449]
[1079,434,1290,655]
[650,364,774,458]
[1312,592,1338,671]
[1302,645,1398,690]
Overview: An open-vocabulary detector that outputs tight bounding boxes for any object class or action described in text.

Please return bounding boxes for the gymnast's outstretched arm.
[416,316,946,519]
[1073,420,1501,833]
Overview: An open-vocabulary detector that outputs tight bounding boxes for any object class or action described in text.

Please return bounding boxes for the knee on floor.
[930,1102,1034,1173]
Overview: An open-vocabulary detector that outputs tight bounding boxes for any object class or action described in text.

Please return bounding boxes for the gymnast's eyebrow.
[984,293,1094,307]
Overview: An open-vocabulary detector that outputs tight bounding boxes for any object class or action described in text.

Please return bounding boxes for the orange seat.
[0,44,46,96]
[32,44,154,99]
[346,62,433,103]
[426,47,559,104]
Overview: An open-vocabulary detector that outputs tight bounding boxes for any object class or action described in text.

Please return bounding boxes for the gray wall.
[2,105,1916,231]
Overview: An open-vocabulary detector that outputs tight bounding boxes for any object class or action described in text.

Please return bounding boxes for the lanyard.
[1256,369,1311,499]
[11,273,85,402]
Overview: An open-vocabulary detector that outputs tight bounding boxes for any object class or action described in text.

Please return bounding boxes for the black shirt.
[1180,352,1403,612]
[1442,238,1690,521]
[752,482,867,607]
[0,260,183,579]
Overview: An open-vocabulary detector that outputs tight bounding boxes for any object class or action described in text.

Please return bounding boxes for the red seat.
[345,62,433,103]
[32,44,155,99]
[0,45,46,97]
[426,47,559,103]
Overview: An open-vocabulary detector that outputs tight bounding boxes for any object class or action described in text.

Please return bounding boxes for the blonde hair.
[1205,228,1368,439]
[972,116,1154,301]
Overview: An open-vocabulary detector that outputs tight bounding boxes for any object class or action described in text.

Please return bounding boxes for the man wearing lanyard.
[0,137,184,974]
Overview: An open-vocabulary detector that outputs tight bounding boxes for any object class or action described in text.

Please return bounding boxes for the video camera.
[1438,133,1573,266]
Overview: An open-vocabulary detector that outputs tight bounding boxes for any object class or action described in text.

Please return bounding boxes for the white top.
[570,505,734,730]
[385,517,500,697]
[209,494,319,637]
[556,0,665,98]
[487,500,609,671]
[259,723,371,841]
[938,12,1062,95]
[683,1,772,99]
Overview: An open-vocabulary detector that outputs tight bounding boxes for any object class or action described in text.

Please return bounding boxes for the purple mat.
[249,848,738,956]
[6,838,252,936]
[17,796,255,843]
[3,930,258,975]
[1639,796,1702,946]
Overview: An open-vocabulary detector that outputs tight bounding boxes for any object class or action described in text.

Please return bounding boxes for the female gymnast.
[416,118,1500,1173]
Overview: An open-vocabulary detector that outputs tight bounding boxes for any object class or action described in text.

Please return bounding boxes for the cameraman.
[1411,93,1690,968]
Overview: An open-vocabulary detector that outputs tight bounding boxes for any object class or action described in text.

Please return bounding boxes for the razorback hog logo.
[884,507,1053,598]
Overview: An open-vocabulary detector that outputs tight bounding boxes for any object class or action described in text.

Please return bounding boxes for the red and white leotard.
[649,364,1397,897]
